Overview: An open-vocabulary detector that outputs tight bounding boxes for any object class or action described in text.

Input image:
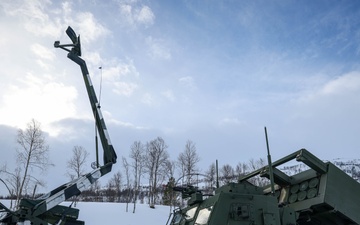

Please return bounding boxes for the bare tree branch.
[145,137,169,208]
[177,140,200,184]
[67,145,90,179]
[15,119,52,207]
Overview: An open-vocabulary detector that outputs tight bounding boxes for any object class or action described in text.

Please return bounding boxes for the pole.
[216,160,219,188]
[265,127,275,195]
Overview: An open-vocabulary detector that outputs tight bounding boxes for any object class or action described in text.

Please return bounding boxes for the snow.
[0,200,172,225]
[76,202,170,225]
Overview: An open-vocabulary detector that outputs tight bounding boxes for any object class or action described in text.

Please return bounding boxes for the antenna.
[98,66,103,104]
[95,66,103,168]
[264,126,275,195]
[216,160,219,188]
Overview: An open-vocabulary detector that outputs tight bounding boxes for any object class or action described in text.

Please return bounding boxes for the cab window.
[194,206,213,225]
[172,212,182,224]
[185,206,198,220]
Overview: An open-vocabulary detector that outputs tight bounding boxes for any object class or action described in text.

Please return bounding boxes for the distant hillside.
[332,158,360,182]
[279,158,360,182]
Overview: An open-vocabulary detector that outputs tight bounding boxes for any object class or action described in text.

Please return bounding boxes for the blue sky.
[1,0,360,195]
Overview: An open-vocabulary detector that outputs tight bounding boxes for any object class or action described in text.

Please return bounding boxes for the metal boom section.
[0,26,117,225]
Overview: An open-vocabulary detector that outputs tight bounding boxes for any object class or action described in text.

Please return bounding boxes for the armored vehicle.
[169,149,360,225]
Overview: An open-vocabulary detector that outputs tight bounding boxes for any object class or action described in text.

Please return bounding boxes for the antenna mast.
[216,160,219,188]
[264,126,275,195]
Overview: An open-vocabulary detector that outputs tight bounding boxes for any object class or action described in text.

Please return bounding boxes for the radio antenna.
[216,160,219,188]
[98,66,103,104]
[264,126,275,195]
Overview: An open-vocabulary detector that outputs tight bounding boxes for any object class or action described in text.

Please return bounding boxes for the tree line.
[0,119,268,211]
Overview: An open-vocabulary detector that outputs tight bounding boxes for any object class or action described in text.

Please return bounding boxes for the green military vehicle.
[169,149,360,225]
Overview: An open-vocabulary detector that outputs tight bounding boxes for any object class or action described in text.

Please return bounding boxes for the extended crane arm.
[55,26,117,166]
[0,26,117,225]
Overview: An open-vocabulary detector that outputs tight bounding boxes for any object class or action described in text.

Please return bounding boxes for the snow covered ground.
[76,202,170,225]
[0,200,171,225]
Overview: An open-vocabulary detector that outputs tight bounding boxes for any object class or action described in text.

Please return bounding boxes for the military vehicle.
[0,26,117,225]
[168,148,360,225]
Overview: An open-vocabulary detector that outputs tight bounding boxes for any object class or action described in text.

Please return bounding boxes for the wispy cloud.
[161,89,175,102]
[31,43,55,60]
[113,81,138,96]
[145,36,171,60]
[135,5,155,26]
[75,12,110,45]
[0,73,77,133]
[1,0,62,37]
[219,117,244,126]
[117,2,155,28]
[102,59,139,81]
[298,72,360,103]
[141,93,153,105]
[179,76,197,90]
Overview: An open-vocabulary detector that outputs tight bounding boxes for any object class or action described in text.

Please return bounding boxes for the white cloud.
[162,89,175,102]
[103,59,139,81]
[179,76,197,90]
[290,72,360,122]
[320,72,360,95]
[84,51,102,67]
[35,59,52,70]
[0,73,78,135]
[31,43,55,60]
[142,93,153,105]
[299,72,360,102]
[119,4,133,24]
[110,118,148,130]
[118,2,155,28]
[95,59,140,96]
[219,117,244,126]
[1,0,62,38]
[135,5,155,26]
[113,82,138,96]
[76,12,110,45]
[146,36,171,60]
[61,1,72,16]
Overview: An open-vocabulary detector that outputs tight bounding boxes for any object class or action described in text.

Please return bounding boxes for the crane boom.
[67,45,117,166]
[0,26,117,225]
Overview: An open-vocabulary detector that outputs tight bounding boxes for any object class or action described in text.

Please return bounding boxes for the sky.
[1,0,360,195]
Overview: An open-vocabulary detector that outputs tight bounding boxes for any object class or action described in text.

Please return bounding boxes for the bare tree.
[129,141,145,213]
[145,137,169,208]
[164,160,177,212]
[163,176,176,212]
[89,180,101,202]
[165,160,176,180]
[106,179,116,202]
[235,162,248,180]
[0,165,21,209]
[122,157,132,212]
[205,162,216,191]
[109,171,122,202]
[177,140,200,184]
[220,164,235,185]
[66,145,89,205]
[247,158,268,186]
[67,146,89,179]
[15,119,52,207]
